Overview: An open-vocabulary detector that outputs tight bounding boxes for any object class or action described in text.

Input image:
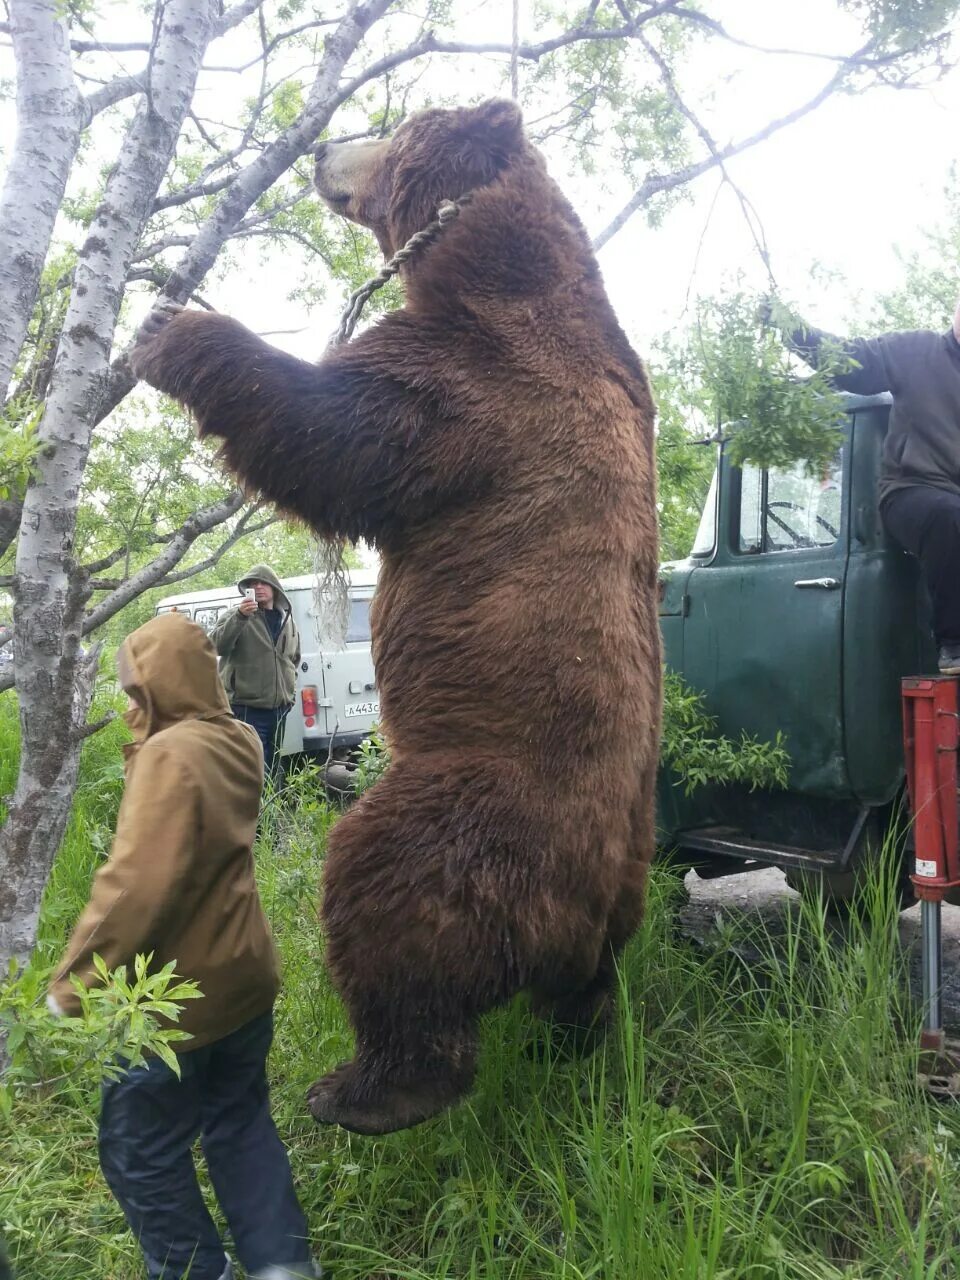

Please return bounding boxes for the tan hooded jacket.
[49,612,280,1050]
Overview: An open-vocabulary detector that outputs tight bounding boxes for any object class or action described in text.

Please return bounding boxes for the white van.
[156,569,379,764]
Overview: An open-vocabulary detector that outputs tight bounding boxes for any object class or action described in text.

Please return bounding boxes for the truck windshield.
[690,469,718,558]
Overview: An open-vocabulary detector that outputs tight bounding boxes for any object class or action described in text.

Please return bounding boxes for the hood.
[118,612,231,741]
[237,563,290,612]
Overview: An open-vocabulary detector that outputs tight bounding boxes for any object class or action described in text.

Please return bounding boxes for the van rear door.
[319,591,379,740]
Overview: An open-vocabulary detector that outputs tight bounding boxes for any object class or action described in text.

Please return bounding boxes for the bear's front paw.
[129,300,188,387]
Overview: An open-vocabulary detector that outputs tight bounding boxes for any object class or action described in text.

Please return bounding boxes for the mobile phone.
[243,587,256,602]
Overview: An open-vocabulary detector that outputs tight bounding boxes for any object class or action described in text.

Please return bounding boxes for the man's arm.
[48,751,198,1015]
[785,321,904,397]
[211,606,246,656]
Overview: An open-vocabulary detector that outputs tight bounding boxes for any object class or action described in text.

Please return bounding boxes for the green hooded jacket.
[211,564,301,709]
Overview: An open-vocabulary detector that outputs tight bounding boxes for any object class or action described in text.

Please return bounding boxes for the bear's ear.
[470,98,524,150]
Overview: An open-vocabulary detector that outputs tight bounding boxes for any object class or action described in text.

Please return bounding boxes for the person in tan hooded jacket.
[49,612,318,1280]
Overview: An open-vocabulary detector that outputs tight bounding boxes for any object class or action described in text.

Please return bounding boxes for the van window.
[738,455,842,554]
[194,606,222,633]
[347,597,371,643]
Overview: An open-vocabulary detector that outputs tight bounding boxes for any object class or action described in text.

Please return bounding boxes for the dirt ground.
[677,865,960,1030]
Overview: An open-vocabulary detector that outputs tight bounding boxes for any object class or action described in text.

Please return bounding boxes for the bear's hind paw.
[306,1061,469,1136]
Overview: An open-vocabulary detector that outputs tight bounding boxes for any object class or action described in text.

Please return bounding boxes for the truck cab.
[658,393,936,894]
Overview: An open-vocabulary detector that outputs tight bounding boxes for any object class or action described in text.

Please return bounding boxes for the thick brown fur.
[131,100,661,1136]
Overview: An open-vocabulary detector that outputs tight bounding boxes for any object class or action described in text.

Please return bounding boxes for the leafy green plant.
[352,727,391,795]
[707,292,853,475]
[0,401,42,501]
[662,668,790,794]
[660,291,853,477]
[0,953,202,1116]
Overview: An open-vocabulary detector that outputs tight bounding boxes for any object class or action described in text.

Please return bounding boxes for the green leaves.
[0,952,202,1097]
[661,669,790,795]
[660,291,848,478]
[0,401,42,502]
[352,728,391,795]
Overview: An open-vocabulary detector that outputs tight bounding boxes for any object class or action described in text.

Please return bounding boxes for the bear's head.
[314,99,526,257]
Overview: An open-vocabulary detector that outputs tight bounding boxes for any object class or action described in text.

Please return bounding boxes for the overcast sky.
[2,0,959,363]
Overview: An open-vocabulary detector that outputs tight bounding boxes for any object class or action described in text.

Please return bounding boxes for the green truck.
[657,392,936,906]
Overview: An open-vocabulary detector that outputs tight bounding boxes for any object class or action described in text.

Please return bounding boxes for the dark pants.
[881,485,960,646]
[231,704,289,779]
[99,1011,312,1280]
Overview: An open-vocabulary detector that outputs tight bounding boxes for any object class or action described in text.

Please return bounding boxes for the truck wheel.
[785,864,916,916]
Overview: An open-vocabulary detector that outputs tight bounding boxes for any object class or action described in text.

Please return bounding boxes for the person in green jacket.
[212,565,301,777]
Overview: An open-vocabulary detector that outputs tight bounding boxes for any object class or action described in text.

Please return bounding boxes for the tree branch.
[149,513,278,592]
[592,46,872,251]
[672,4,945,69]
[81,73,146,123]
[79,488,247,637]
[215,0,266,39]
[203,15,341,74]
[638,31,776,284]
[329,0,685,107]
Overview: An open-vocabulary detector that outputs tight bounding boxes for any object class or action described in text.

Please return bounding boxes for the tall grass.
[2,696,960,1278]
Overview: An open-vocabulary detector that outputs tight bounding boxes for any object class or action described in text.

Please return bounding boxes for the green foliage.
[840,0,960,52]
[0,402,42,501]
[662,292,849,476]
[351,727,391,795]
[661,669,790,795]
[0,954,202,1114]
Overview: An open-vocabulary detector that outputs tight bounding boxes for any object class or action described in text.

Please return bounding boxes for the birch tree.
[0,0,957,967]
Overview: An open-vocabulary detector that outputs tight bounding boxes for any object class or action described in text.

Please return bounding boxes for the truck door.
[680,435,851,798]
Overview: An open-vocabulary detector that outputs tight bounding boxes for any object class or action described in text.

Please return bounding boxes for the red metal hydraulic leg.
[902,677,960,1065]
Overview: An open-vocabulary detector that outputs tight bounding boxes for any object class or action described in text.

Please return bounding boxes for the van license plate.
[344,700,379,718]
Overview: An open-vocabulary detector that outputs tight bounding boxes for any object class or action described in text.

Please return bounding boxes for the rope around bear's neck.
[328,192,474,348]
[312,192,474,658]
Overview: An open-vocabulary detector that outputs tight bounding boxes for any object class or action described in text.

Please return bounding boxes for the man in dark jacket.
[782,299,960,675]
[212,564,301,776]
[48,613,318,1280]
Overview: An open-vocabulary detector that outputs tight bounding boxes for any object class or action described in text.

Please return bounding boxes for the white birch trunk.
[0,0,82,396]
[0,0,219,968]
[0,0,396,968]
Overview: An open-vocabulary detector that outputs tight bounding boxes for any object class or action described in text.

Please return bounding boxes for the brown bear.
[131,99,661,1136]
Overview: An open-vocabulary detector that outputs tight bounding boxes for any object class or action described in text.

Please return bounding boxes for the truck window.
[738,455,842,554]
[690,469,719,558]
[346,597,371,643]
